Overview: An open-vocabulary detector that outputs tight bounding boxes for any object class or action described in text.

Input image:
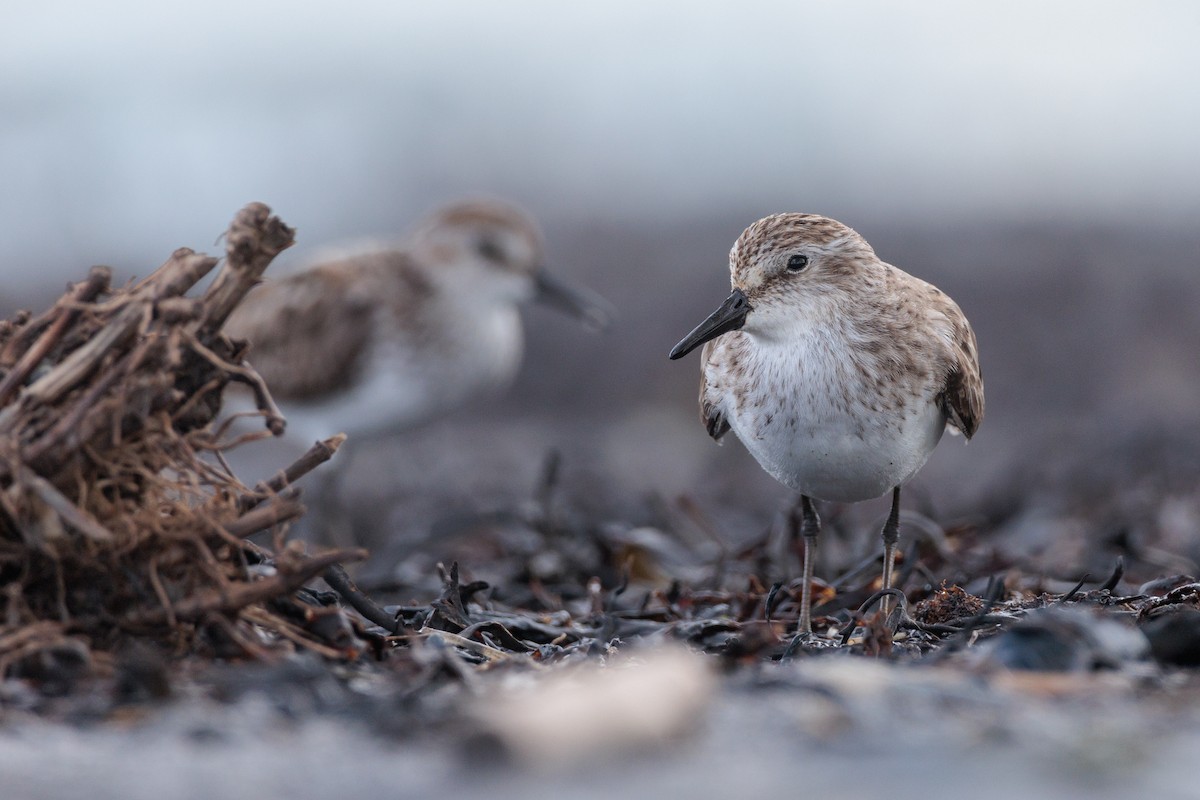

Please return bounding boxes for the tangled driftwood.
[0,203,366,680]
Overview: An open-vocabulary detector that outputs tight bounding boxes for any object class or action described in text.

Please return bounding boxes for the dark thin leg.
[798,495,821,634]
[880,486,901,614]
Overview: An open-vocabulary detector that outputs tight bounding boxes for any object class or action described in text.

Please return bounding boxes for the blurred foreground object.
[471,646,714,768]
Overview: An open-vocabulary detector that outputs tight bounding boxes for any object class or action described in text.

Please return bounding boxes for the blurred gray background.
[4,2,1200,559]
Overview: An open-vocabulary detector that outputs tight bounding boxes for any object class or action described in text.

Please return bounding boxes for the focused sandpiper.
[669,212,983,635]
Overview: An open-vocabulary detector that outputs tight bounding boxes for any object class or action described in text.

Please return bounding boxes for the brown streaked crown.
[729,213,877,291]
[412,199,544,276]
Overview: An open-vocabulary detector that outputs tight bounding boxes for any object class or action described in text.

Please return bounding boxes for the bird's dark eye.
[786,254,809,272]
[477,237,505,263]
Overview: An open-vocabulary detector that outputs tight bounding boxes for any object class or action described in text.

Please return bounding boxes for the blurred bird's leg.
[306,438,357,551]
[879,486,902,615]
[798,495,821,634]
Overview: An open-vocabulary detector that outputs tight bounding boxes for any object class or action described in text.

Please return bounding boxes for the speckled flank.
[698,212,984,503]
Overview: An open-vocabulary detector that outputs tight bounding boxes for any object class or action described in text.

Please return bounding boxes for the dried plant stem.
[128,549,367,626]
[0,202,367,673]
[0,267,111,406]
[240,435,347,512]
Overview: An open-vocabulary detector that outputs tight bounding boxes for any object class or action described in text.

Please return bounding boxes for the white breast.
[706,331,946,503]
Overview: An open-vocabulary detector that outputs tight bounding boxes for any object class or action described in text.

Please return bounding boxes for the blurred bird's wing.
[225,255,403,401]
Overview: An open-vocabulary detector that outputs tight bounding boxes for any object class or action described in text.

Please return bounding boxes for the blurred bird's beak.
[534,270,615,332]
[668,289,752,359]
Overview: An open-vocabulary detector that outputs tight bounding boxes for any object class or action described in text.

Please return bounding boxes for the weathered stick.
[323,563,401,633]
[127,548,368,625]
[223,496,307,539]
[201,203,295,335]
[24,350,132,469]
[239,434,346,512]
[133,248,220,300]
[11,304,142,416]
[185,331,286,435]
[16,465,114,542]
[0,267,111,406]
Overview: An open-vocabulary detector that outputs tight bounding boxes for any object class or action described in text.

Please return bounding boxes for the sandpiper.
[226,199,613,445]
[669,213,983,635]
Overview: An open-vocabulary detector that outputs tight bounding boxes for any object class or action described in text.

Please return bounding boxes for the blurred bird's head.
[411,199,613,330]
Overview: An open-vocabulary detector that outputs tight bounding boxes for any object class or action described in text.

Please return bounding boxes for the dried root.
[0,203,364,680]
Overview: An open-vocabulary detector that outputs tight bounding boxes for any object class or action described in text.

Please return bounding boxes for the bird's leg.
[310,439,356,551]
[798,494,821,634]
[879,486,902,615]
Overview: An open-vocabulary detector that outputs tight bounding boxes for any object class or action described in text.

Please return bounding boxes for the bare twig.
[8,303,142,413]
[1099,556,1125,592]
[323,562,401,633]
[416,629,516,663]
[222,496,306,539]
[200,203,295,334]
[134,248,220,300]
[0,266,111,406]
[239,435,346,512]
[24,350,133,469]
[240,605,352,660]
[183,330,286,435]
[129,548,367,626]
[16,466,114,543]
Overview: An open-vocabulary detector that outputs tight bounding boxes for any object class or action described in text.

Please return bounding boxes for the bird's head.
[669,213,880,358]
[412,199,612,330]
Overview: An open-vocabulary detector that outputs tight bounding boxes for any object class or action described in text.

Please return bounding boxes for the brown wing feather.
[937,307,984,439]
[225,251,429,401]
[698,339,731,441]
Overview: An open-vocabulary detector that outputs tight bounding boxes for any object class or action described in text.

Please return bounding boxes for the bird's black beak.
[534,270,615,332]
[668,289,752,359]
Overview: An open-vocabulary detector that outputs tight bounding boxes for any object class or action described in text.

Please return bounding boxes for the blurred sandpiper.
[669,213,983,635]
[226,199,613,445]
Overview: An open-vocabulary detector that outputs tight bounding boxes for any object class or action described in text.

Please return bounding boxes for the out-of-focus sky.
[2,1,1199,294]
